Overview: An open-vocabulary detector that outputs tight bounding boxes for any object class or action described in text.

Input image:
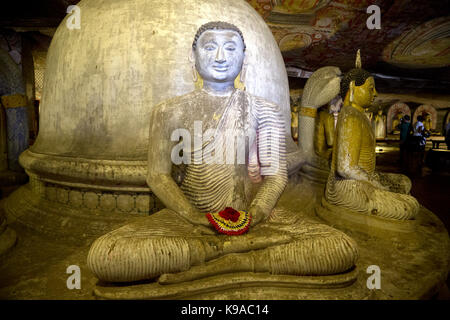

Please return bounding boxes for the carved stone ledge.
[20,150,148,187]
[94,269,359,300]
[4,183,164,244]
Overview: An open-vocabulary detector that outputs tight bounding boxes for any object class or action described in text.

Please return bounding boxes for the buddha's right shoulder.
[152,90,201,114]
[340,106,360,119]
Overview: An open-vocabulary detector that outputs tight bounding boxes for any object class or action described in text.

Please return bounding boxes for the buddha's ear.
[188,48,196,65]
[240,52,249,83]
[188,49,198,83]
[349,80,356,103]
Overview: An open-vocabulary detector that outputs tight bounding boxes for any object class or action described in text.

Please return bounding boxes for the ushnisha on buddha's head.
[192,21,246,94]
[340,50,378,109]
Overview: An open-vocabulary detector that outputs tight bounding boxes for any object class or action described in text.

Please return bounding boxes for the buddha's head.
[340,68,377,109]
[378,109,383,115]
[192,21,246,90]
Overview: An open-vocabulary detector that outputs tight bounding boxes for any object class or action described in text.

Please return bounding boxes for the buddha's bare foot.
[158,253,255,284]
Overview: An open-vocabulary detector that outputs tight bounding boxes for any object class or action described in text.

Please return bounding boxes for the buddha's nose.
[215,46,226,63]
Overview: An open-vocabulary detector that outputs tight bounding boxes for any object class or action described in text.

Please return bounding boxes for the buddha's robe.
[325,105,419,220]
[87,89,358,283]
[314,109,335,161]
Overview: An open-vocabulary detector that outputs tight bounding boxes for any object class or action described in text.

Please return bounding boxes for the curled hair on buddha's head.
[340,68,373,99]
[192,21,246,52]
[340,49,373,99]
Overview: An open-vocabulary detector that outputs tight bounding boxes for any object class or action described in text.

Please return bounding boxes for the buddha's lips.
[213,65,229,72]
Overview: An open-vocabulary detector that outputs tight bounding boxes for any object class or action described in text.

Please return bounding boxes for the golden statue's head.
[340,50,378,109]
[340,69,377,109]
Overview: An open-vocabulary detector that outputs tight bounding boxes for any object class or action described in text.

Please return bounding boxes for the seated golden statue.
[87,22,358,290]
[323,51,419,221]
[392,113,402,134]
[424,113,433,132]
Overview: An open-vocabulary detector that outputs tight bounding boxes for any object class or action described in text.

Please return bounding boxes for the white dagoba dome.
[31,0,289,161]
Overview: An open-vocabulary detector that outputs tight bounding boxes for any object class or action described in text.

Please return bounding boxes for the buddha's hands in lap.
[369,173,389,191]
[249,205,267,227]
[182,209,215,233]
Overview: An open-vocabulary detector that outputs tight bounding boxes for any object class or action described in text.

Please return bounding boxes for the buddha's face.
[194,29,245,85]
[352,76,377,108]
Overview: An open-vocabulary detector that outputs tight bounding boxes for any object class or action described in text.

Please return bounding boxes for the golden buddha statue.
[392,113,402,134]
[323,50,419,222]
[424,113,433,132]
[87,22,358,292]
[290,97,299,142]
[373,108,386,140]
[314,96,342,162]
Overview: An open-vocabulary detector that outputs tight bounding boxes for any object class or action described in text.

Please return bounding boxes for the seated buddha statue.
[87,22,358,286]
[424,113,433,132]
[392,113,402,134]
[324,51,419,221]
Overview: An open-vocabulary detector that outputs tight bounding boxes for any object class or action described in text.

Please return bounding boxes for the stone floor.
[0,141,449,300]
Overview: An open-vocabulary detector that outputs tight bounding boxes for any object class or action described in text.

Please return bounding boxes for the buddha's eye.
[204,44,216,51]
[225,46,236,51]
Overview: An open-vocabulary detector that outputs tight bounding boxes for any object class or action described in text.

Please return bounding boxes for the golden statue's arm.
[335,112,369,181]
[146,103,209,227]
[325,114,334,150]
[314,112,327,158]
[314,111,334,160]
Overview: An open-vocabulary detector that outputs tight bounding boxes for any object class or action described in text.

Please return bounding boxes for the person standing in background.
[399,115,411,164]
[445,121,450,150]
